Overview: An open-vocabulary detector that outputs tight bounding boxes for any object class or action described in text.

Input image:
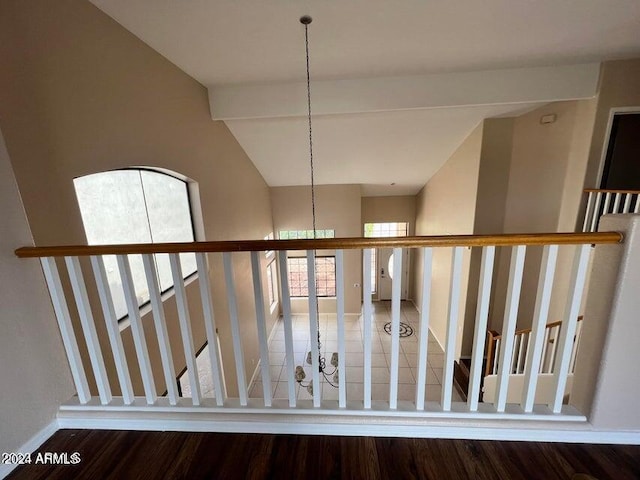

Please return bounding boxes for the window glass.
[266,261,277,308]
[279,229,335,240]
[286,256,336,297]
[74,169,196,319]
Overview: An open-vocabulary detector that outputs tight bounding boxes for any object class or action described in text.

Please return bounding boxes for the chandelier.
[294,15,339,394]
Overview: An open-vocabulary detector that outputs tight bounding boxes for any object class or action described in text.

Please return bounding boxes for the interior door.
[377,248,409,301]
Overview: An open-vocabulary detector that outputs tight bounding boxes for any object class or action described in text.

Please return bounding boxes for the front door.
[377,248,409,301]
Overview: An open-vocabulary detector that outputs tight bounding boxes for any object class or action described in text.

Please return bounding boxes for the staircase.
[482,317,583,404]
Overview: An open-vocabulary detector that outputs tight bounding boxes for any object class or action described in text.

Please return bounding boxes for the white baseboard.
[248,314,283,389]
[0,420,59,479]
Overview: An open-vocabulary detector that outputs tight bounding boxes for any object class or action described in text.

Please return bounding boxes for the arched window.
[74,168,197,319]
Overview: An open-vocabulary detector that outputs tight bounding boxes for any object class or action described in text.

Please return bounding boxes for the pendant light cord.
[303,21,317,239]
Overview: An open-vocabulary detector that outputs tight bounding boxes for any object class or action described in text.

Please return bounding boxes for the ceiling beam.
[208,63,600,120]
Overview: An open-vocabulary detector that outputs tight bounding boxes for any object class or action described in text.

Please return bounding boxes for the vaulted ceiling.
[90,0,640,195]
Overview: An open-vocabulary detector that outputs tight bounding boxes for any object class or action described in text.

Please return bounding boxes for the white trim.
[595,106,640,188]
[58,397,586,420]
[210,63,600,120]
[54,408,640,445]
[247,307,282,393]
[0,420,59,479]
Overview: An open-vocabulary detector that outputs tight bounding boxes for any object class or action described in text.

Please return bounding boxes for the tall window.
[364,222,409,294]
[74,169,197,319]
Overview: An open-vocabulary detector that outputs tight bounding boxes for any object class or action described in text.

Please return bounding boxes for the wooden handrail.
[488,316,583,341]
[14,232,623,258]
[584,188,640,194]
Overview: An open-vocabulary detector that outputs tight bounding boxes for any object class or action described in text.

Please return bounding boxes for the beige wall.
[361,196,416,235]
[270,185,363,314]
[487,100,597,334]
[0,128,74,452]
[413,124,483,355]
[0,0,275,398]
[460,118,515,355]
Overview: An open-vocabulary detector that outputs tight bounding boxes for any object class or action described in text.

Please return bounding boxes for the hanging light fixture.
[294,15,339,394]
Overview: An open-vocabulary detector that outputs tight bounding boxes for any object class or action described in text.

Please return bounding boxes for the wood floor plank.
[7,429,640,480]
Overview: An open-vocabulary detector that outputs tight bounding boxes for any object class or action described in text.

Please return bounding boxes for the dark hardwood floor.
[7,429,640,479]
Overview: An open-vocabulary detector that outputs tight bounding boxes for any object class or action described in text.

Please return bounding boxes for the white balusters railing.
[442,246,463,411]
[583,189,640,232]
[362,248,373,409]
[117,254,156,405]
[16,232,619,422]
[415,247,433,410]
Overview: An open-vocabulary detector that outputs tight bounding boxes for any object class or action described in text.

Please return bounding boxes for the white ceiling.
[89,0,640,195]
[225,103,544,196]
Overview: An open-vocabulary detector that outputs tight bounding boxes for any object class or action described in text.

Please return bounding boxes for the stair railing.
[582,189,640,232]
[485,316,584,377]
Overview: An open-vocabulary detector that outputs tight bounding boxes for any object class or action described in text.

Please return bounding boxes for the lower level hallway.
[8,429,640,479]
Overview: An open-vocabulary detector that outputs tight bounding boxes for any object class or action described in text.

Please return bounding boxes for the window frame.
[266,258,278,313]
[363,222,409,295]
[74,167,199,321]
[286,255,337,298]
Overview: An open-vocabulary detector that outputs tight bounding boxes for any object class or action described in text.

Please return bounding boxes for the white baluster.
[521,244,558,412]
[389,248,403,409]
[516,333,527,374]
[117,255,156,404]
[468,246,495,411]
[541,328,551,374]
[511,336,520,374]
[634,194,640,214]
[41,257,91,404]
[415,247,433,410]
[442,247,464,411]
[493,338,500,375]
[495,245,526,412]
[142,254,178,405]
[251,251,272,407]
[613,193,622,213]
[362,248,373,409]
[91,255,134,404]
[222,252,248,405]
[169,253,201,406]
[306,251,321,408]
[277,251,296,407]
[590,192,603,232]
[582,191,594,232]
[623,193,632,213]
[602,192,612,216]
[548,325,559,373]
[195,253,226,406]
[550,244,591,413]
[335,250,347,409]
[65,256,111,404]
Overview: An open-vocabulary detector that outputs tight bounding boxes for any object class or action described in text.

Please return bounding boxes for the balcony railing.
[15,232,622,423]
[582,189,640,232]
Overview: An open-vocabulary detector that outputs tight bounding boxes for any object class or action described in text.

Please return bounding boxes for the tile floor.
[249,300,462,403]
[180,301,463,404]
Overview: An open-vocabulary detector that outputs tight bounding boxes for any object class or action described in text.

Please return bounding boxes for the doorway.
[363,222,410,301]
[600,111,640,190]
[377,247,410,300]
